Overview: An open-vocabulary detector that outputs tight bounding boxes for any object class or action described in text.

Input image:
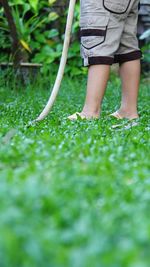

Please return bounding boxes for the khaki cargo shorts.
[80,0,142,66]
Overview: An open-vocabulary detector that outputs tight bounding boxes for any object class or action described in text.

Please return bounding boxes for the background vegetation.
[0,0,82,76]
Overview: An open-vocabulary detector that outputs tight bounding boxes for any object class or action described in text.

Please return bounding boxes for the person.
[67,0,142,120]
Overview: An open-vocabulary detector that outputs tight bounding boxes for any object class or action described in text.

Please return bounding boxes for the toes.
[67,112,88,120]
[67,112,100,120]
[67,112,80,120]
[109,111,123,119]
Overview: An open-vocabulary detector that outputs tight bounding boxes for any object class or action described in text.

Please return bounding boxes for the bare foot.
[110,110,139,120]
[67,111,100,120]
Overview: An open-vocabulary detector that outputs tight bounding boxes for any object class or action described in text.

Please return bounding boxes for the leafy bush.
[0,0,83,76]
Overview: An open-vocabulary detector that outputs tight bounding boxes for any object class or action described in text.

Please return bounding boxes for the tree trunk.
[0,0,24,70]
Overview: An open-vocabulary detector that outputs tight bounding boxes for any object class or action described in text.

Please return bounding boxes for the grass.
[0,70,150,267]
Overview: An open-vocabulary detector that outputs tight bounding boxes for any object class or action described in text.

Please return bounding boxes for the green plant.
[32,2,83,76]
[0,1,84,76]
[11,0,59,54]
[0,0,59,61]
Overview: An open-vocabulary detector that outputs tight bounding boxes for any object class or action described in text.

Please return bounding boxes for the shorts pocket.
[103,0,131,14]
[80,12,109,50]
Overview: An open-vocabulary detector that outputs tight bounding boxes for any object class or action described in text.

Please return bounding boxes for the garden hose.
[33,0,76,122]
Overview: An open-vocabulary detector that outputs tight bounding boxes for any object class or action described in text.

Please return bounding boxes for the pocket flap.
[80,13,109,28]
[103,0,131,14]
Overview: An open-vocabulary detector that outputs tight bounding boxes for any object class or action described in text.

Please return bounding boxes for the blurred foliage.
[140,29,150,74]
[142,43,150,63]
[140,30,150,64]
[0,0,83,76]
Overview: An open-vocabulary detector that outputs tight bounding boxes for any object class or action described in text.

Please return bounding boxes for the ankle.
[82,105,101,116]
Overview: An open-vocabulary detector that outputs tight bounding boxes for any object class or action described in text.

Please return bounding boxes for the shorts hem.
[82,56,114,67]
[114,50,142,64]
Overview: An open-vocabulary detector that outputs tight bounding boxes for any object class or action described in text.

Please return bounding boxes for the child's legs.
[73,5,123,118]
[82,64,110,116]
[113,0,141,119]
[68,0,142,119]
[118,59,141,118]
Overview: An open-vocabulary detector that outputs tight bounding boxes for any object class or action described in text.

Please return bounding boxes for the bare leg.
[68,64,110,119]
[113,59,141,119]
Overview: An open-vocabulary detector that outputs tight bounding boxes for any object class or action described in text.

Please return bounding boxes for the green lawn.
[0,71,150,267]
